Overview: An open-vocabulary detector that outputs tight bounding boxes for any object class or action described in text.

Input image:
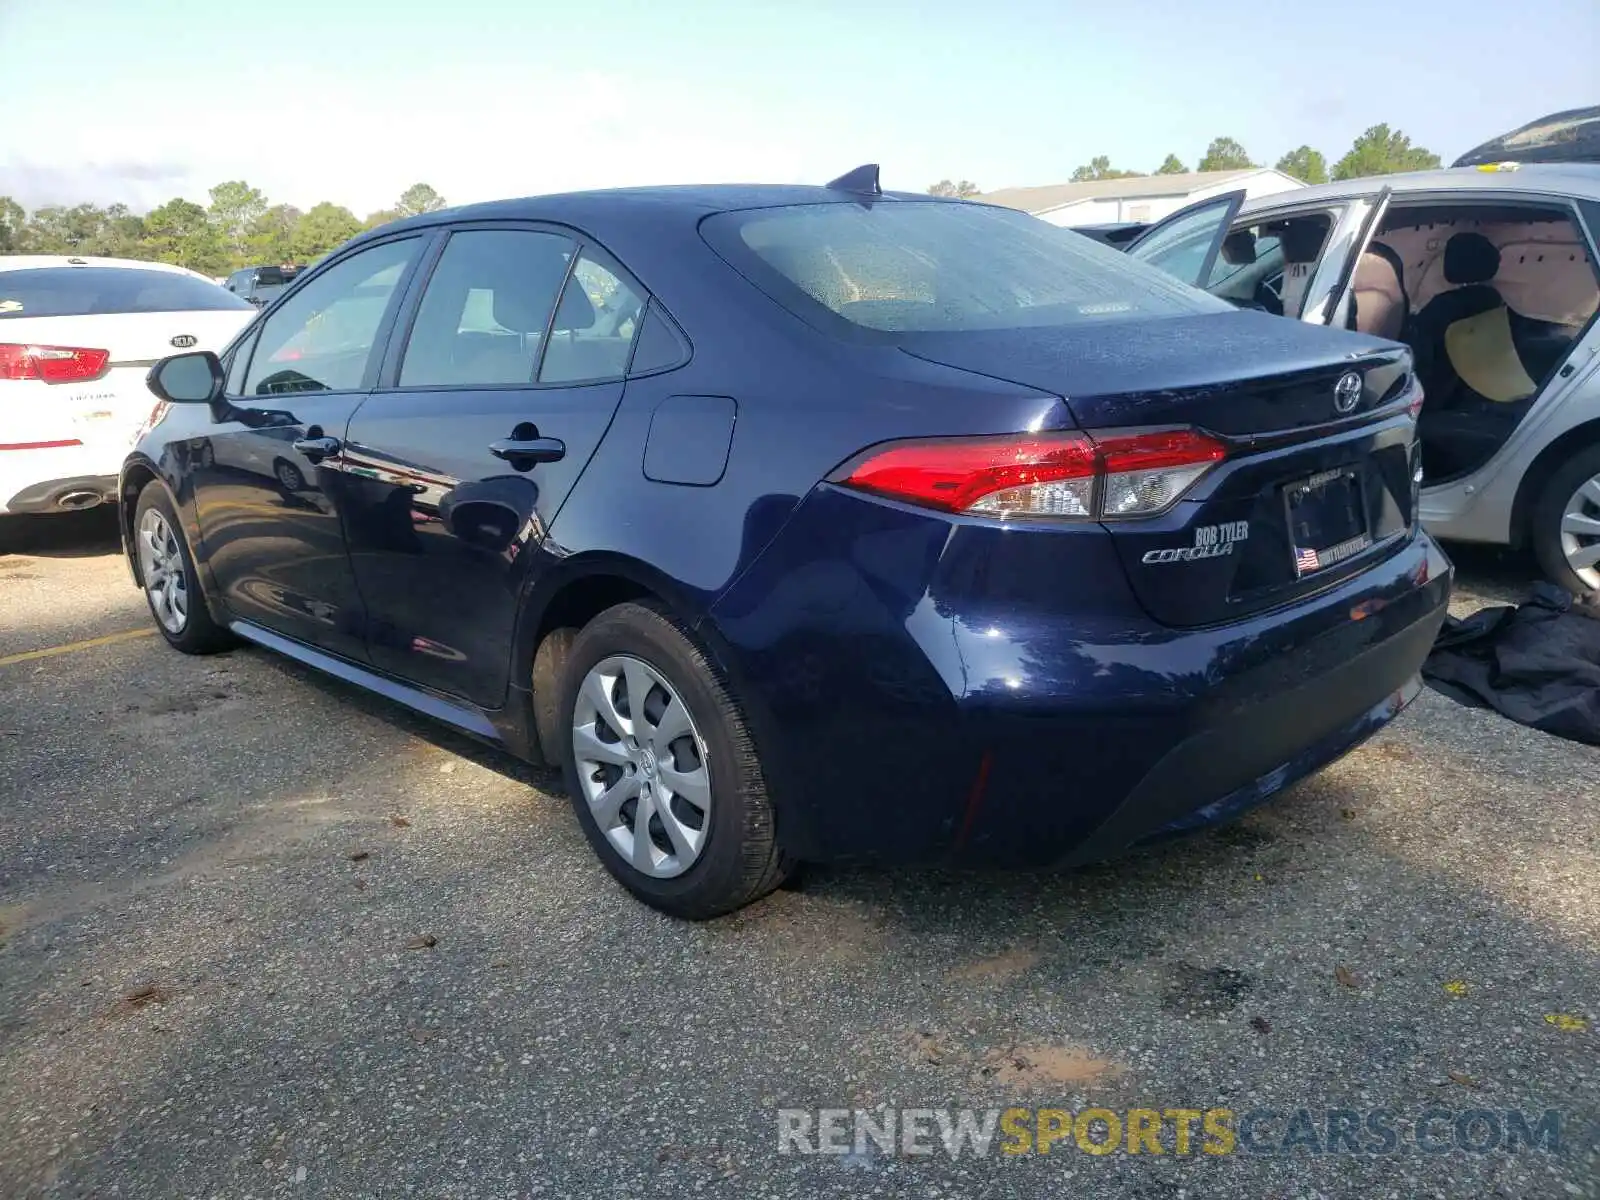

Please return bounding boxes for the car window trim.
[370,218,666,395]
[238,231,433,403]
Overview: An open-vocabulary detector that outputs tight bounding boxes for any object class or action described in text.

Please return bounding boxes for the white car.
[0,256,255,518]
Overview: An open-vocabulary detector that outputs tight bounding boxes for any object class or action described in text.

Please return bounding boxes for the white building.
[979,168,1305,227]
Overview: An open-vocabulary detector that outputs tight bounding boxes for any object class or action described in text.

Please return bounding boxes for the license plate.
[1285,467,1371,577]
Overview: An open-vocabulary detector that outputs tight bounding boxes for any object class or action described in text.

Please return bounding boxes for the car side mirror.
[147,351,225,405]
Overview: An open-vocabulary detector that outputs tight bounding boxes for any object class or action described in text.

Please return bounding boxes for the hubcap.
[136,508,189,634]
[571,654,711,879]
[1559,473,1600,589]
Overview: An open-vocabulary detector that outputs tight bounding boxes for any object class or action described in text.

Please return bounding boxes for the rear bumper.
[2,470,119,514]
[707,485,1452,867]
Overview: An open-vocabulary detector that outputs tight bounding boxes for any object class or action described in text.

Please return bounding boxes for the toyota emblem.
[1333,371,1362,414]
[170,334,197,349]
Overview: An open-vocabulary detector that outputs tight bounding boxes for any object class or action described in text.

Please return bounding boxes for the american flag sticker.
[1295,546,1321,574]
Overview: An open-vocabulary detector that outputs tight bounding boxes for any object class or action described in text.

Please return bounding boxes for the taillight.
[0,343,111,383]
[834,428,1226,520]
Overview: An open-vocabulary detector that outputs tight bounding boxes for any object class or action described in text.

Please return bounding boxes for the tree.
[208,180,268,263]
[362,208,402,230]
[1198,137,1255,172]
[1332,124,1441,181]
[1154,154,1188,175]
[244,204,302,264]
[926,179,981,199]
[290,202,362,260]
[0,196,25,253]
[1070,156,1144,182]
[143,198,225,273]
[394,183,446,218]
[1275,146,1329,184]
[98,204,148,258]
[23,204,111,253]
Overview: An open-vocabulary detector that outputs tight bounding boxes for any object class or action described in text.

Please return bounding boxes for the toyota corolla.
[120,167,1452,918]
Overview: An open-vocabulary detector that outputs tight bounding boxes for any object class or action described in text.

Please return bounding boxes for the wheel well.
[1509,419,1600,547]
[527,574,657,768]
[534,575,654,650]
[119,464,158,582]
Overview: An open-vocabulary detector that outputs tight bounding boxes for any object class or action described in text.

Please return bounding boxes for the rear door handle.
[292,434,342,461]
[489,437,565,465]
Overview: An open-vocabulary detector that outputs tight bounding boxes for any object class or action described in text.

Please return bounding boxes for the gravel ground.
[0,511,1595,1199]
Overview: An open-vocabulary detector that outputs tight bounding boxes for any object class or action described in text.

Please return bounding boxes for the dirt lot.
[1,511,1596,1198]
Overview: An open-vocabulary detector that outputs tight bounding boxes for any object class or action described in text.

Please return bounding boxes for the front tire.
[1530,443,1600,595]
[133,483,235,654]
[558,601,792,919]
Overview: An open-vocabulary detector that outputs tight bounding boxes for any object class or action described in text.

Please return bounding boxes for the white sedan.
[0,256,255,517]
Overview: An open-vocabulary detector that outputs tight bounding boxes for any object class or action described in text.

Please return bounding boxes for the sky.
[1,0,1596,216]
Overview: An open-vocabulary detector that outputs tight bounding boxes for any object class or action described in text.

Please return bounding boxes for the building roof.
[979,169,1278,214]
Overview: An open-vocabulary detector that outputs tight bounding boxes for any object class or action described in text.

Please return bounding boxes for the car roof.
[1240,164,1600,213]
[0,255,214,279]
[348,184,957,242]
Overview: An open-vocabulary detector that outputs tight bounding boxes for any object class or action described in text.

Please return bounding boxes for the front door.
[1124,190,1247,287]
[342,226,646,706]
[193,235,428,660]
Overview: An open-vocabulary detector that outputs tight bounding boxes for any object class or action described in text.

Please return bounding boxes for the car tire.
[1530,442,1600,595]
[273,458,306,492]
[132,483,236,654]
[557,601,793,919]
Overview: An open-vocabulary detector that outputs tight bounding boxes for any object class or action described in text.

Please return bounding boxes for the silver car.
[1123,162,1600,592]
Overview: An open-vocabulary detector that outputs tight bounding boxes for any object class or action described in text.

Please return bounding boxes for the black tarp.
[1423,583,1600,746]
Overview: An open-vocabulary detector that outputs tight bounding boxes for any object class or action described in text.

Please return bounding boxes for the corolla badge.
[170,334,197,349]
[1333,371,1362,414]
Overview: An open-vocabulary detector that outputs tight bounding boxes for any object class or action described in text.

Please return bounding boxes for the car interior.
[1360,204,1597,481]
[1207,202,1598,483]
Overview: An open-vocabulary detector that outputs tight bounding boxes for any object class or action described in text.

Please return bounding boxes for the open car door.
[1300,185,1393,329]
[1124,190,1247,288]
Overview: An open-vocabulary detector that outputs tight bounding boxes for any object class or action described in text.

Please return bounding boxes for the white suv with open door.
[0,256,255,520]
[1126,158,1600,594]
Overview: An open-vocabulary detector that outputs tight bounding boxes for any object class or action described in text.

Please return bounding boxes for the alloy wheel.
[1559,472,1600,590]
[571,654,712,879]
[137,507,189,634]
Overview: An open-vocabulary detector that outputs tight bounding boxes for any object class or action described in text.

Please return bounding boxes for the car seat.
[1346,242,1408,341]
[1409,232,1510,407]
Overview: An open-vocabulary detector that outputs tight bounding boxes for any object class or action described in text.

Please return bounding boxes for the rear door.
[1296,186,1392,328]
[192,235,429,661]
[1124,191,1247,287]
[341,225,647,706]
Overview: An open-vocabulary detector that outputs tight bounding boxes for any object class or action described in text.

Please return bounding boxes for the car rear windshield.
[701,201,1230,337]
[0,267,253,319]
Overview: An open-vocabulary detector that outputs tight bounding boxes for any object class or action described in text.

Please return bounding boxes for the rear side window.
[0,267,253,318]
[702,202,1228,337]
[538,252,645,384]
[399,229,575,387]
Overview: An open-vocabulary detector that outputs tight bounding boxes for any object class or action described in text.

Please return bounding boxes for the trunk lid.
[901,310,1420,627]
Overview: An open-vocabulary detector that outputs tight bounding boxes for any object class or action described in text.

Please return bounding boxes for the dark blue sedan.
[120,167,1452,918]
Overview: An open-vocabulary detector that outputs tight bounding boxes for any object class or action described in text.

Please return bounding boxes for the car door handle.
[488,437,565,465]
[292,435,342,461]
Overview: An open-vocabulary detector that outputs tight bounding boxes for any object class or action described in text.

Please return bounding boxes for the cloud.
[0,160,202,213]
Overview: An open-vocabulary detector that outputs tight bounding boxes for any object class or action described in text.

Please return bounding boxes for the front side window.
[244,238,417,396]
[399,229,575,387]
[703,201,1228,338]
[538,252,646,383]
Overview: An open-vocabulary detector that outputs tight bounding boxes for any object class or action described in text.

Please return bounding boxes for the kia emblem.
[170,334,197,349]
[1333,371,1362,414]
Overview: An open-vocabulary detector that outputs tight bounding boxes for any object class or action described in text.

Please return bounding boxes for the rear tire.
[1530,443,1600,595]
[557,601,792,919]
[133,483,236,654]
